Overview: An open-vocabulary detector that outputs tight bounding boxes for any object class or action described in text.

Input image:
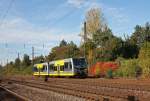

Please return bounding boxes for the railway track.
[4,79,125,101]
[0,85,29,101]
[3,78,150,101]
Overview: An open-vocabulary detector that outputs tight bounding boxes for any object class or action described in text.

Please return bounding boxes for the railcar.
[33,58,87,78]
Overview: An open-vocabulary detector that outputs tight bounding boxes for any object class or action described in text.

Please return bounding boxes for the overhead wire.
[1,1,80,64]
[0,0,15,27]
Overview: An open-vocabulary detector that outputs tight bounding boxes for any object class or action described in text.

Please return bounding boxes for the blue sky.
[0,0,150,65]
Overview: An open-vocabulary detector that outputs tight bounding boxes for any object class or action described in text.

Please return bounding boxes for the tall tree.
[93,27,113,47]
[59,39,67,47]
[80,8,107,65]
[47,41,81,60]
[85,8,105,39]
[22,54,31,67]
[130,22,150,47]
[34,55,45,64]
[14,58,21,68]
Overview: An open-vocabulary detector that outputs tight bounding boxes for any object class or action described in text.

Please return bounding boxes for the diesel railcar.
[33,58,87,77]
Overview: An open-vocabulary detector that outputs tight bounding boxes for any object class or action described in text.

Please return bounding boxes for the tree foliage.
[47,40,81,61]
[1,6,150,78]
[85,8,105,39]
[138,42,150,77]
[130,22,150,47]
[22,54,31,67]
[59,39,67,47]
[14,58,21,68]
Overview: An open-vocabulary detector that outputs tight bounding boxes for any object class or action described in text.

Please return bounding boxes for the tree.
[138,42,150,77]
[93,27,113,47]
[47,41,81,61]
[130,22,150,47]
[120,41,139,58]
[59,39,67,47]
[85,7,105,39]
[34,55,45,64]
[0,65,2,68]
[14,58,21,68]
[79,7,107,65]
[67,41,80,58]
[22,54,31,67]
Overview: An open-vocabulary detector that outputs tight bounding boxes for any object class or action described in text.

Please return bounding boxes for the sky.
[0,0,150,65]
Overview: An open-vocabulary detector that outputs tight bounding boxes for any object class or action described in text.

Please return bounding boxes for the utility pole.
[0,60,2,66]
[17,52,20,70]
[6,59,8,73]
[84,21,87,58]
[32,46,34,65]
[7,59,8,66]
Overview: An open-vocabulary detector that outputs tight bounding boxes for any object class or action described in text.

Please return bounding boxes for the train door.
[40,64,48,75]
[49,63,56,76]
[33,64,39,76]
[37,64,43,76]
[54,60,64,76]
[63,60,74,76]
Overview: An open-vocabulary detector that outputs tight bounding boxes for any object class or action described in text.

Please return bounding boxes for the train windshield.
[73,58,87,68]
[33,66,38,72]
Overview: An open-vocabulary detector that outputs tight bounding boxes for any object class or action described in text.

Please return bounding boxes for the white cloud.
[0,17,80,44]
[0,18,79,43]
[0,17,81,64]
[67,0,86,8]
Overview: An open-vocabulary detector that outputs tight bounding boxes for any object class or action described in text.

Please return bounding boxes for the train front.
[73,58,88,77]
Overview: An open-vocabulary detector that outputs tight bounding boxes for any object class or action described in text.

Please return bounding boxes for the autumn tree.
[79,7,107,65]
[85,8,105,39]
[47,40,81,61]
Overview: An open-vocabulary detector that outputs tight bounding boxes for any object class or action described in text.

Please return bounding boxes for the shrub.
[138,42,150,78]
[114,59,139,78]
[89,62,118,77]
[95,66,100,77]
[106,69,113,78]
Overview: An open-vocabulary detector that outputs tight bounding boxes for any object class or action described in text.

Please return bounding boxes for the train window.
[64,63,68,71]
[64,62,72,71]
[69,62,72,69]
[60,65,64,71]
[54,66,57,71]
[73,58,87,68]
[33,66,38,72]
[49,64,54,71]
[41,65,47,72]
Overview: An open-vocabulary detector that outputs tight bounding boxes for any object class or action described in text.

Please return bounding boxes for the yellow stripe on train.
[33,72,74,76]
[37,64,43,69]
[54,60,64,66]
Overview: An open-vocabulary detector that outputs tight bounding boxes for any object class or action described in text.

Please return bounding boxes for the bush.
[106,69,113,78]
[114,59,139,78]
[138,42,150,78]
[95,65,100,77]
[1,65,33,76]
[89,62,118,77]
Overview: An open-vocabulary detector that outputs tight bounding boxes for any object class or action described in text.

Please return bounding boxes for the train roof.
[34,57,86,66]
[49,57,85,64]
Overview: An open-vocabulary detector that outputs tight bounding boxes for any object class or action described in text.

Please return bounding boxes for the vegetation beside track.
[0,7,150,79]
